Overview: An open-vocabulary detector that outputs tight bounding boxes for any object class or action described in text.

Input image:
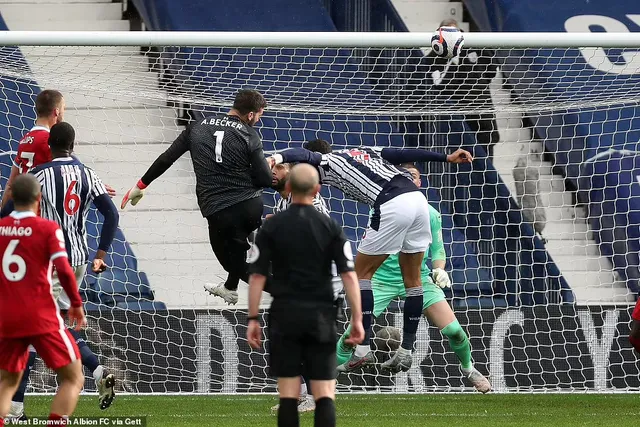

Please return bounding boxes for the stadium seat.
[116,300,167,312]
[94,273,154,306]
[83,301,103,312]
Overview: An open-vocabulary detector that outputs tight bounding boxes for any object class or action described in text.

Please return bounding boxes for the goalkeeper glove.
[121,180,147,209]
[431,268,452,289]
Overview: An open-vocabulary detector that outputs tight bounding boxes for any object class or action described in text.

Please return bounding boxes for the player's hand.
[105,184,117,198]
[431,268,452,289]
[121,180,147,209]
[92,258,107,273]
[247,319,262,349]
[345,320,364,346]
[67,306,87,331]
[446,148,473,164]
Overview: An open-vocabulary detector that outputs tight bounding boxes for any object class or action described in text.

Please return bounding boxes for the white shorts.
[52,265,87,310]
[358,191,431,255]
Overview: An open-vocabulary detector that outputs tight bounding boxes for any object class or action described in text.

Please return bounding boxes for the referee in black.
[121,89,273,305]
[247,164,363,427]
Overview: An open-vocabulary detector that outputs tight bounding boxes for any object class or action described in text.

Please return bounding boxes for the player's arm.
[428,209,451,289]
[330,223,363,346]
[121,128,191,209]
[377,147,473,164]
[270,148,323,167]
[91,170,119,273]
[247,133,273,188]
[48,226,86,331]
[1,165,19,207]
[246,226,273,349]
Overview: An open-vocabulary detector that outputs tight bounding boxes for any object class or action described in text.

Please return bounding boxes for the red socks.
[48,414,68,425]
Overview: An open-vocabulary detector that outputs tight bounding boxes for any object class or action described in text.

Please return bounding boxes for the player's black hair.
[35,89,63,118]
[304,139,332,154]
[398,162,420,174]
[48,122,75,153]
[232,89,267,114]
[11,174,40,207]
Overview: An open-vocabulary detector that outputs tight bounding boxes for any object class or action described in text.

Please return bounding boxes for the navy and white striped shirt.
[277,147,447,206]
[33,157,117,267]
[274,192,330,216]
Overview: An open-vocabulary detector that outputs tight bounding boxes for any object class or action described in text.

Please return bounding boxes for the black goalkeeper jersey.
[141,114,272,216]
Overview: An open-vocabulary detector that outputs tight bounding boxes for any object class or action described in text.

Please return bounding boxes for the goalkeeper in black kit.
[121,89,273,305]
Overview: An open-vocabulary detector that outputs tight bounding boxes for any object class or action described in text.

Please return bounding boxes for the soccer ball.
[430,26,464,58]
[374,326,401,352]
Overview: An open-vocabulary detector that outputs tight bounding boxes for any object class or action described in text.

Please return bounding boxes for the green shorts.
[372,277,446,317]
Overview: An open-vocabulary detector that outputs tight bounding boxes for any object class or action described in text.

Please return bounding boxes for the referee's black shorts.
[268,301,337,380]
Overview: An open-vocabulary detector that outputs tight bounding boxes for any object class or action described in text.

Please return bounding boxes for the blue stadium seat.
[94,272,154,306]
[83,302,103,312]
[116,300,167,312]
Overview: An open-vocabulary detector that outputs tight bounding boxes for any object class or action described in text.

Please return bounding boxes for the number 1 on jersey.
[214,131,224,163]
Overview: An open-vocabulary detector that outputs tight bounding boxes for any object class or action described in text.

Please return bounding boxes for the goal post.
[1,31,640,393]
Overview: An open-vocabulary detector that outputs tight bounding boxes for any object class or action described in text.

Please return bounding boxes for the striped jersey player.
[31,123,119,303]
[269,139,472,374]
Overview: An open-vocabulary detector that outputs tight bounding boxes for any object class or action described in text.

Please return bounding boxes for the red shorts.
[0,329,80,373]
[633,298,640,321]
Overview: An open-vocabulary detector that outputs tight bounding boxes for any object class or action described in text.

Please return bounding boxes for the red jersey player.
[1,90,63,208]
[0,174,85,425]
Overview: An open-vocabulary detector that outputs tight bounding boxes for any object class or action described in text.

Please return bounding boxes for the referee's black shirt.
[140,114,272,217]
[249,204,354,305]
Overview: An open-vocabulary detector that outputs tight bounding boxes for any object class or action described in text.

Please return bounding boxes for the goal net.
[1,33,640,394]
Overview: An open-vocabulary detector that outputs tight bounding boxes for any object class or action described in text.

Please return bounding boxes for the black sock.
[12,351,35,403]
[68,328,100,372]
[401,286,423,351]
[277,398,299,427]
[224,274,240,291]
[314,397,336,427]
[360,280,374,346]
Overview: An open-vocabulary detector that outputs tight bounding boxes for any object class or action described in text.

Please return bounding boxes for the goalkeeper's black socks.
[314,397,336,427]
[401,286,424,350]
[277,398,299,427]
[359,279,374,346]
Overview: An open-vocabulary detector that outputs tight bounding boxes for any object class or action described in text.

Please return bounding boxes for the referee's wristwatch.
[247,315,260,322]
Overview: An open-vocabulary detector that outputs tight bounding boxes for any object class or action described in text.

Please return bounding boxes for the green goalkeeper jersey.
[372,203,445,285]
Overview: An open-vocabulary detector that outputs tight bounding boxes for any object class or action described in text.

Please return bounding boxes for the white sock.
[299,378,307,397]
[9,401,24,415]
[93,365,104,384]
[461,365,474,375]
[354,345,370,357]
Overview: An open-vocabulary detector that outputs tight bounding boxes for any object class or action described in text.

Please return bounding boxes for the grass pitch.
[23,394,639,426]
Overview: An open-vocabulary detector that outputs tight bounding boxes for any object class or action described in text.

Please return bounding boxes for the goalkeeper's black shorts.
[267,300,337,380]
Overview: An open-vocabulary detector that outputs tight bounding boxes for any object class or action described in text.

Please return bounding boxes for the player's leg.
[66,328,115,409]
[344,199,413,372]
[0,337,31,421]
[7,348,35,420]
[33,329,83,421]
[383,193,431,373]
[0,370,23,421]
[423,298,490,393]
[336,281,397,370]
[204,197,263,304]
[306,331,338,427]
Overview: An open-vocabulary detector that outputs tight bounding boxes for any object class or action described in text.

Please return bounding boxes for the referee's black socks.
[314,397,336,427]
[277,398,299,427]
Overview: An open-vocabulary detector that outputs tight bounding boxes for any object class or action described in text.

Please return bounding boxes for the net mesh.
[1,43,639,393]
